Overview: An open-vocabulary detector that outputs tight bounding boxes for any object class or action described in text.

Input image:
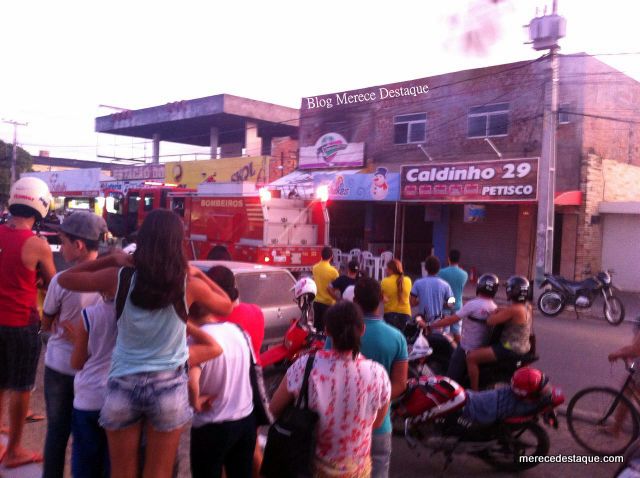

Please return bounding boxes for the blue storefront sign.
[313,168,400,202]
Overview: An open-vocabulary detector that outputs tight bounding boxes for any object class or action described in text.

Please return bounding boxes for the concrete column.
[210,127,219,159]
[152,134,160,164]
[244,121,262,157]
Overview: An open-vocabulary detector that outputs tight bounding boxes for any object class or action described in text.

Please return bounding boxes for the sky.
[1,0,639,163]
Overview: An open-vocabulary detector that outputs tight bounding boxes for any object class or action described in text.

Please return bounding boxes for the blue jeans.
[371,432,391,478]
[44,366,75,478]
[72,408,110,478]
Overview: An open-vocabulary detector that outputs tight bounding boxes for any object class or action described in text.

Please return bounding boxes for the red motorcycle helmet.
[511,367,549,399]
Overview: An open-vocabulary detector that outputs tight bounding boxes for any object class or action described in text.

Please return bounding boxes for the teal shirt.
[325,315,408,435]
[438,266,469,312]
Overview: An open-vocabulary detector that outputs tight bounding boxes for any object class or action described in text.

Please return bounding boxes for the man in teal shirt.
[438,249,469,344]
[325,277,408,478]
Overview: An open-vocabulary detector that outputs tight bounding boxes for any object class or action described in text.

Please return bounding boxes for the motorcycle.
[396,375,565,471]
[538,270,625,325]
[260,287,325,397]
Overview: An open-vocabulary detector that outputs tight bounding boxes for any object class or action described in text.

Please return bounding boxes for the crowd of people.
[0,177,536,478]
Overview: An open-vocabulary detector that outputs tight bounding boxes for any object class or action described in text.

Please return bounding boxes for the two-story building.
[296,54,640,286]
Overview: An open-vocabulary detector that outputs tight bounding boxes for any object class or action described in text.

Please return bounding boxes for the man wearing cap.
[41,211,107,478]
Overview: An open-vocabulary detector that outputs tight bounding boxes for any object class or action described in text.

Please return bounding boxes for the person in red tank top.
[0,177,56,469]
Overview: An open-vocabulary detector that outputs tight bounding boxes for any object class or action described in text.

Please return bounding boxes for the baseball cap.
[58,211,108,242]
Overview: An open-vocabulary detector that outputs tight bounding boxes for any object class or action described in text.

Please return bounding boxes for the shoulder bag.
[261,352,318,478]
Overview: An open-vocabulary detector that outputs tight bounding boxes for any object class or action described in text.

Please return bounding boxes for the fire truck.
[105,182,329,271]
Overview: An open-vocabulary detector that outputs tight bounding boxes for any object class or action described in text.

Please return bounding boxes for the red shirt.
[222,303,265,364]
[0,225,39,327]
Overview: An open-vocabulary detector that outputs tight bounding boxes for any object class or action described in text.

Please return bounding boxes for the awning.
[268,169,362,198]
[554,190,582,206]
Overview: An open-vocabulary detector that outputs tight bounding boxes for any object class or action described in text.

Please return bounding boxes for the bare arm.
[372,401,391,429]
[58,252,131,297]
[269,377,295,418]
[327,284,340,301]
[390,360,408,399]
[68,318,89,370]
[609,331,640,362]
[430,314,461,330]
[23,236,56,287]
[187,267,233,317]
[410,294,419,307]
[487,306,515,326]
[187,321,223,367]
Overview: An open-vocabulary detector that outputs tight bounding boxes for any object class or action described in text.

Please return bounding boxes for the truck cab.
[104,184,189,238]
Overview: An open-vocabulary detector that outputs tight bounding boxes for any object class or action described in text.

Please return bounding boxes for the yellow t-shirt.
[381,274,412,316]
[312,260,339,306]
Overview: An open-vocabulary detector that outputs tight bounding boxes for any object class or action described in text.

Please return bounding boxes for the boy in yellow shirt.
[312,246,339,331]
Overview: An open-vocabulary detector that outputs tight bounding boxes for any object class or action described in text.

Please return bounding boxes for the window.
[235,271,295,308]
[558,103,571,124]
[128,193,140,214]
[394,113,427,144]
[143,195,154,212]
[467,103,509,138]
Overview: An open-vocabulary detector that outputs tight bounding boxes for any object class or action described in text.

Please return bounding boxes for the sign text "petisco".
[400,158,539,203]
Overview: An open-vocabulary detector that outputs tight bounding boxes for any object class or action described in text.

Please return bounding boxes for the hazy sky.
[1,0,639,162]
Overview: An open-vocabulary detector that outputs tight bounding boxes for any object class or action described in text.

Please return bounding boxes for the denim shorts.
[100,366,192,432]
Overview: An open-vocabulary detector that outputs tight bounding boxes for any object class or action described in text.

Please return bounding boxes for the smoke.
[445,0,514,56]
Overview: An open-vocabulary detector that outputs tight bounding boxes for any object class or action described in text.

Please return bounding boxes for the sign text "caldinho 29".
[400,158,539,202]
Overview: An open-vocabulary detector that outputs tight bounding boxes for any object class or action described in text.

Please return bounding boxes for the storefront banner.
[400,157,539,202]
[165,157,268,188]
[313,168,400,202]
[299,133,364,169]
[23,169,104,197]
[100,180,147,193]
[112,164,165,181]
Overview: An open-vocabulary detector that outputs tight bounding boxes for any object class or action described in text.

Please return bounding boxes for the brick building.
[297,55,640,284]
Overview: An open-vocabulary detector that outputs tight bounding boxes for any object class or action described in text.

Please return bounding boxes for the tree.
[0,139,33,206]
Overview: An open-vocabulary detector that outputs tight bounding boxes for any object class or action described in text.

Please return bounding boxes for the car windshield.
[236,271,294,307]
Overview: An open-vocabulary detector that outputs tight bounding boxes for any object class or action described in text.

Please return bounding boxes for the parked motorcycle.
[395,374,564,471]
[538,270,625,325]
[260,277,326,397]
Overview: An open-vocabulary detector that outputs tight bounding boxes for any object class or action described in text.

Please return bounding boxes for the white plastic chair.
[380,251,393,270]
[348,248,362,267]
[332,248,343,269]
[361,251,374,277]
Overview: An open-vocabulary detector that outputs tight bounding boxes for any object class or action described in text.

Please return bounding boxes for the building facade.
[298,55,640,283]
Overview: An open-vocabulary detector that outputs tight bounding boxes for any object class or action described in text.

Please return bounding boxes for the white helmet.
[292,277,317,300]
[9,177,52,220]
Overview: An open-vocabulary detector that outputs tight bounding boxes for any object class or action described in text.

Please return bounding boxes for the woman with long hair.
[270,301,390,477]
[380,258,412,330]
[58,209,232,478]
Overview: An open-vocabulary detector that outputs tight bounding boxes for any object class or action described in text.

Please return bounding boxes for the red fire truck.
[105,182,329,271]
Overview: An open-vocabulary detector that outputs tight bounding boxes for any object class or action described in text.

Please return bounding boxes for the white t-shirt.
[191,322,253,427]
[73,300,118,411]
[457,297,498,351]
[43,273,101,376]
[342,285,355,302]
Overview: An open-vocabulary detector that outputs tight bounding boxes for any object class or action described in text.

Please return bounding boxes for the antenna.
[484,137,503,159]
[417,144,434,162]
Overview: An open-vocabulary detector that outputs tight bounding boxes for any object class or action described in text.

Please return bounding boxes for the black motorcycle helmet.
[596,271,611,286]
[476,273,499,298]
[506,276,531,303]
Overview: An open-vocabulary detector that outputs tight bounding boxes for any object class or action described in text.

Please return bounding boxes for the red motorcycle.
[261,277,326,396]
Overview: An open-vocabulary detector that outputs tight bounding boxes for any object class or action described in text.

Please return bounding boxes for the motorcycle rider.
[426,273,499,384]
[0,177,56,468]
[467,276,533,391]
[410,256,454,323]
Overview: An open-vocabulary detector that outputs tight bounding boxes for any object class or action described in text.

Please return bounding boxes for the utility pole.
[528,0,566,283]
[2,119,28,186]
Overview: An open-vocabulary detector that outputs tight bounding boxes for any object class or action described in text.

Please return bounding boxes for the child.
[42,211,107,478]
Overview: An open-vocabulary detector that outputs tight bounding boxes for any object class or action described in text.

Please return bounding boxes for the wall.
[269,137,298,181]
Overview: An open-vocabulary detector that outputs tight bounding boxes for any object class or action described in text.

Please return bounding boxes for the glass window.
[394,113,427,144]
[235,271,295,307]
[558,103,571,124]
[143,195,154,212]
[467,103,509,137]
[129,194,140,214]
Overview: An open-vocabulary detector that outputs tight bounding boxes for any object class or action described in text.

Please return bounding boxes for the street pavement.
[1,297,638,477]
